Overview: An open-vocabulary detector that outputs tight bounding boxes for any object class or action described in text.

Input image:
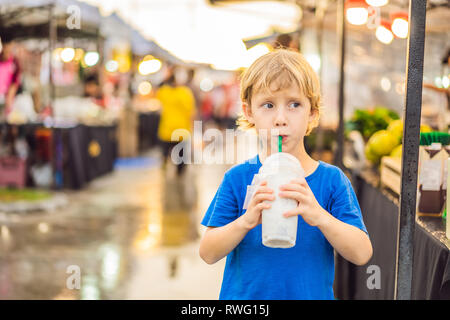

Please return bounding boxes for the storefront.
[0,1,117,190]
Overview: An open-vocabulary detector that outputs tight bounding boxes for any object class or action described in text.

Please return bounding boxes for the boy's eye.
[288,102,301,108]
[261,103,274,109]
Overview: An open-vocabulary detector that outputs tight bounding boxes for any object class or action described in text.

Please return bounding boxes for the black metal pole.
[334,0,346,169]
[395,0,427,300]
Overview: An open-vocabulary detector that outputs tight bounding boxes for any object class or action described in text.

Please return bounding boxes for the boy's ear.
[309,107,319,123]
[242,102,254,124]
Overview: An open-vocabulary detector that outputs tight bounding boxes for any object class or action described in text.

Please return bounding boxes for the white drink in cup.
[259,152,304,248]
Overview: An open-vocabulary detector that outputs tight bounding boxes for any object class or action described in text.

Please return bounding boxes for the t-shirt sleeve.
[201,172,239,228]
[329,169,368,235]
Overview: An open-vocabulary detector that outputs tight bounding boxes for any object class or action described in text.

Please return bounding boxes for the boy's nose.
[274,109,288,127]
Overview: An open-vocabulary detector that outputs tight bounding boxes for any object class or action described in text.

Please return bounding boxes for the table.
[334,170,450,300]
[138,112,160,152]
[0,123,117,190]
[53,124,117,190]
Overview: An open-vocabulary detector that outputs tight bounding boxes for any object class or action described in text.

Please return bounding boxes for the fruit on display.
[390,144,403,158]
[420,124,432,133]
[368,130,398,156]
[365,130,398,164]
[346,106,436,166]
[345,106,400,140]
[387,119,433,144]
[387,119,403,145]
[365,145,380,163]
[365,122,434,165]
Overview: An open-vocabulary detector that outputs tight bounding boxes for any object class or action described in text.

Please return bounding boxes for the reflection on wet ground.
[0,148,232,300]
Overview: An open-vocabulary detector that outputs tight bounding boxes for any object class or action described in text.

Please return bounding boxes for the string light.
[105,60,119,73]
[138,81,152,95]
[200,78,214,92]
[84,51,100,67]
[375,20,394,44]
[391,12,409,39]
[60,48,75,63]
[138,59,162,75]
[365,0,388,7]
[346,0,369,26]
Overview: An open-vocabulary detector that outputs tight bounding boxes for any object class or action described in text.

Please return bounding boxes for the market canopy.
[0,0,102,39]
[0,0,102,25]
[100,13,188,65]
[79,0,302,69]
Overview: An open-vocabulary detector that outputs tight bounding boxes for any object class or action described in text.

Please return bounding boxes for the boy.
[199,49,372,300]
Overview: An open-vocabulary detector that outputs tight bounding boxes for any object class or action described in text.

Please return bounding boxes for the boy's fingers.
[249,192,273,208]
[283,209,301,218]
[279,183,302,192]
[256,202,271,210]
[280,184,309,195]
[253,193,276,204]
[255,186,273,194]
[277,190,305,202]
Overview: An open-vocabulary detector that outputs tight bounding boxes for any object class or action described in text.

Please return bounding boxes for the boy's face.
[243,82,317,156]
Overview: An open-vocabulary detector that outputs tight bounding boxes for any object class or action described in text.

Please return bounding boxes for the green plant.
[345,106,399,140]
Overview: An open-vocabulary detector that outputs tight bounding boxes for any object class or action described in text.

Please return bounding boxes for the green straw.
[279,135,282,152]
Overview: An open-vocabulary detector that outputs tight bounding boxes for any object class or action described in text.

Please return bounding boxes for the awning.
[0,0,102,40]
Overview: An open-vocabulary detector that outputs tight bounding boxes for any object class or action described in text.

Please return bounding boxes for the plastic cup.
[259,152,304,248]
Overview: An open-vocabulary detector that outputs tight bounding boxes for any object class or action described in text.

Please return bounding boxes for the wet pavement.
[0,142,243,300]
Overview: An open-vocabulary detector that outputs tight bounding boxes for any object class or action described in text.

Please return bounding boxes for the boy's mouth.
[280,135,289,143]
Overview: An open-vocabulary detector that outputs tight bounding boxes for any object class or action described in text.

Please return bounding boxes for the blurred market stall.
[0,0,185,190]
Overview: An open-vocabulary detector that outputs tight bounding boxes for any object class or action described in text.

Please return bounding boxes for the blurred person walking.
[0,35,21,119]
[156,67,196,177]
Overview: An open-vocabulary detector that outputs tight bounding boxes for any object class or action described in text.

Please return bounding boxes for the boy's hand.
[279,178,327,227]
[239,181,275,230]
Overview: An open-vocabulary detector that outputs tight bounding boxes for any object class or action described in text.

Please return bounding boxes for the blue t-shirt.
[201,154,368,300]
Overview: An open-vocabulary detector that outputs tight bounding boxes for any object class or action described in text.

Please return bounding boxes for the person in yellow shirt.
[156,69,196,176]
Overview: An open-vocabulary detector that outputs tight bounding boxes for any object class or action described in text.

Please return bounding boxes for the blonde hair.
[236,49,322,136]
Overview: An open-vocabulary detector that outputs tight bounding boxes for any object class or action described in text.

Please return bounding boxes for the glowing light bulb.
[365,0,388,7]
[60,48,75,63]
[346,7,369,25]
[376,22,394,44]
[392,18,408,38]
[84,51,100,67]
[200,78,214,92]
[380,77,391,91]
[105,60,119,73]
[138,81,152,95]
[138,59,162,75]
